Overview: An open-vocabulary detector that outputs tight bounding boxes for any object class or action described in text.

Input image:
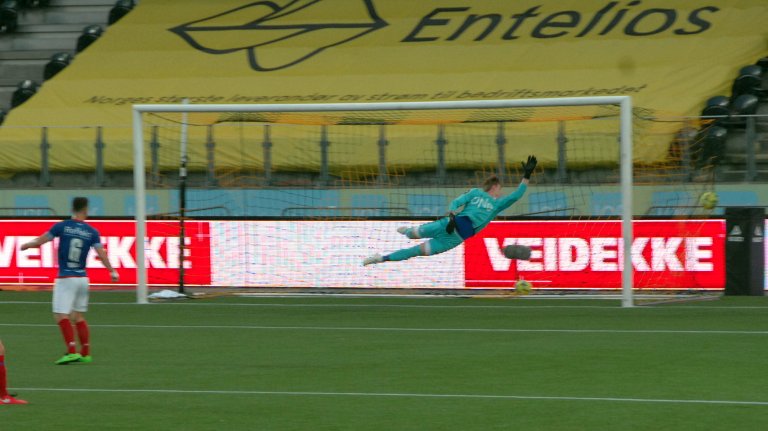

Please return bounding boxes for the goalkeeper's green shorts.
[418,217,465,256]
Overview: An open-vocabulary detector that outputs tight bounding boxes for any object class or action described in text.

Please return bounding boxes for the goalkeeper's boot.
[77,355,93,364]
[363,254,383,266]
[54,353,82,365]
[1,395,28,405]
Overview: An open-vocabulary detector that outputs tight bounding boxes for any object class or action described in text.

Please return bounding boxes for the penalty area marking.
[13,387,768,407]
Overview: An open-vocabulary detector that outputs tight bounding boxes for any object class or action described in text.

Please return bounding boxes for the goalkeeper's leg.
[369,235,463,264]
[398,218,449,239]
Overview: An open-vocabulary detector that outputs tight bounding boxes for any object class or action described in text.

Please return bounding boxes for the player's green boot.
[77,355,93,363]
[54,353,82,365]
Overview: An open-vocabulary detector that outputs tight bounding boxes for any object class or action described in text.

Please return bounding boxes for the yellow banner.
[1,0,766,171]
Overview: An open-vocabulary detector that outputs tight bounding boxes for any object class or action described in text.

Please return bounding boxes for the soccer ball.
[699,192,718,210]
[514,279,532,295]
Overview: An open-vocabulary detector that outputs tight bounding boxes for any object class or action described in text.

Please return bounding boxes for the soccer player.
[0,339,27,405]
[21,197,119,365]
[363,155,537,265]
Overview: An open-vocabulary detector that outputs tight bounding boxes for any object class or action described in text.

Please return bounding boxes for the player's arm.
[20,233,53,250]
[94,245,119,282]
[495,182,528,210]
[448,189,476,215]
[496,155,536,210]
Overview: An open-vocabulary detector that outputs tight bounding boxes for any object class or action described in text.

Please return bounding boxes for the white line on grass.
[13,387,768,407]
[1,322,767,335]
[1,300,767,310]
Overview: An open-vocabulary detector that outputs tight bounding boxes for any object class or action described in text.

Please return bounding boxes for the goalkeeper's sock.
[0,355,7,397]
[75,320,90,357]
[385,245,422,262]
[58,319,77,354]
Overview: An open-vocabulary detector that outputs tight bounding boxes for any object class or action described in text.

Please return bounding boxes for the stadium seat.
[76,24,103,53]
[108,0,135,25]
[700,99,729,125]
[731,74,762,98]
[757,57,768,71]
[695,125,727,168]
[731,93,759,115]
[10,79,38,108]
[17,0,50,8]
[43,52,73,80]
[739,65,763,78]
[0,0,19,33]
[705,95,729,109]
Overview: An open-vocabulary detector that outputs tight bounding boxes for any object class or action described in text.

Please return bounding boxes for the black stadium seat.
[18,0,50,8]
[730,93,759,116]
[696,125,727,168]
[11,79,39,108]
[731,74,762,98]
[108,0,135,25]
[739,65,763,78]
[705,95,729,109]
[0,0,19,33]
[701,103,731,123]
[76,24,103,53]
[44,52,73,80]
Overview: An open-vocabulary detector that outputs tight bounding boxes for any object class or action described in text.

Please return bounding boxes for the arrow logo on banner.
[169,0,387,71]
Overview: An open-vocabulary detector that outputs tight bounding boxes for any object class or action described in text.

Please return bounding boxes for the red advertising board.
[0,220,212,285]
[464,220,725,289]
[1,219,728,290]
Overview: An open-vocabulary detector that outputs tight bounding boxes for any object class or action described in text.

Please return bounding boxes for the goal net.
[132,97,723,306]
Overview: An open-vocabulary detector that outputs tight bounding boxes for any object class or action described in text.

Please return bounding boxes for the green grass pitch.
[1,291,767,430]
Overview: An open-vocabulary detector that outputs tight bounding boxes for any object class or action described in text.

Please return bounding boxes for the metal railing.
[0,113,766,187]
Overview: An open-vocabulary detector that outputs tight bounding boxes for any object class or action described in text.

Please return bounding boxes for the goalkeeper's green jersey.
[448,182,528,234]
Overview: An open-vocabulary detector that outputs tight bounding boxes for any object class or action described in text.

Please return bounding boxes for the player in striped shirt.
[21,197,119,365]
[363,156,537,265]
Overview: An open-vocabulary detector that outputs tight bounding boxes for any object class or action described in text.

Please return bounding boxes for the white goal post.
[131,97,634,306]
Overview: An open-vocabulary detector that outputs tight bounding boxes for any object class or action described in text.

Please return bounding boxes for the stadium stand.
[712,60,768,181]
[0,0,114,111]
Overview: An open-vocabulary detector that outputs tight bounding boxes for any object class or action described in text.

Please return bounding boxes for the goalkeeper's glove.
[522,155,537,179]
[445,212,457,234]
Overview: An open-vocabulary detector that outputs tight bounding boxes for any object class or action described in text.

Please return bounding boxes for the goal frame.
[131,97,634,306]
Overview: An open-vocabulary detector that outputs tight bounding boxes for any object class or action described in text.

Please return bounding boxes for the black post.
[95,126,105,187]
[319,125,330,186]
[557,121,568,183]
[377,125,388,184]
[725,207,765,296]
[495,122,506,182]
[39,127,50,187]
[178,152,187,294]
[436,125,446,184]
[206,125,217,187]
[263,125,272,185]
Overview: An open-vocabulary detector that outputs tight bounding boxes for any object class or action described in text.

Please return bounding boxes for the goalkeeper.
[363,155,537,266]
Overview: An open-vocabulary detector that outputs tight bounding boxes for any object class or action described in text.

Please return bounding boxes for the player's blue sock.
[385,245,422,262]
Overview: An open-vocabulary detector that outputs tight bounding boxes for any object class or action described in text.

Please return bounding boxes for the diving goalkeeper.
[363,155,537,266]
